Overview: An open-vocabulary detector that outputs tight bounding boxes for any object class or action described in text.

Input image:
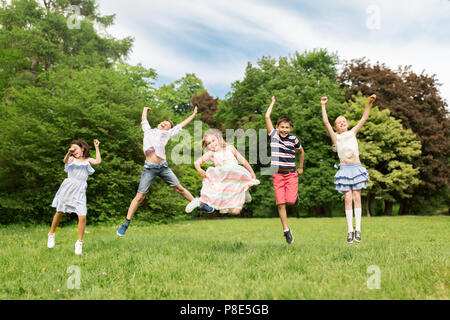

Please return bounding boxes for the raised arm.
[142,107,151,122]
[180,107,198,128]
[194,150,213,179]
[265,96,276,135]
[229,146,257,180]
[89,139,102,165]
[63,147,75,164]
[352,94,376,135]
[321,97,337,144]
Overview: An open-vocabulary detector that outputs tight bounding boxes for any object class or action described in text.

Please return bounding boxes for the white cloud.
[97,0,450,101]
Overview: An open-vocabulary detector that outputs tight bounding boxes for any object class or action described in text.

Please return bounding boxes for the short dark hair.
[70,140,90,158]
[276,115,293,127]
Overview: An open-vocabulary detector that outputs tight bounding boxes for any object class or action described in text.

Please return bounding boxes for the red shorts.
[272,172,299,205]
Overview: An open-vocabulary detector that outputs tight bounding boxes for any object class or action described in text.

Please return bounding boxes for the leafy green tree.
[344,95,422,215]
[156,73,205,115]
[339,59,449,214]
[0,0,133,97]
[0,64,190,223]
[216,50,348,216]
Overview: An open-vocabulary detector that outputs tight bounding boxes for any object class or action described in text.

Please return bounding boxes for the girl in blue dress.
[48,139,102,255]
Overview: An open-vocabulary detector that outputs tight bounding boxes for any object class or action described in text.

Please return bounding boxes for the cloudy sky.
[97,0,450,101]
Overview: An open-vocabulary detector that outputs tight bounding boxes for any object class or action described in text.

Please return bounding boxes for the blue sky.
[97,0,450,101]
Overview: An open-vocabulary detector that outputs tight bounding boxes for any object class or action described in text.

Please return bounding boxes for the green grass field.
[0,216,448,300]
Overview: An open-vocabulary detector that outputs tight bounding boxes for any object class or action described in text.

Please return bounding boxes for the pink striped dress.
[200,146,260,210]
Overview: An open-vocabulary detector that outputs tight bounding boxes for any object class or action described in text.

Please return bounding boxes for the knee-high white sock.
[355,208,362,232]
[345,209,354,233]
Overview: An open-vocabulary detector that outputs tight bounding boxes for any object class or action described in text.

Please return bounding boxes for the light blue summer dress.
[51,160,95,216]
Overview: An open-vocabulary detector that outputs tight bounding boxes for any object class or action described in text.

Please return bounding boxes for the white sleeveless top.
[336,130,359,161]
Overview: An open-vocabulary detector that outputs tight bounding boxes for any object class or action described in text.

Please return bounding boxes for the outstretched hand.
[321,97,328,105]
[271,96,276,105]
[369,94,377,103]
[193,106,198,115]
[93,139,100,148]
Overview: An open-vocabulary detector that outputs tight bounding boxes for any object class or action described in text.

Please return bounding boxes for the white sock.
[355,208,362,232]
[284,228,290,233]
[345,209,354,233]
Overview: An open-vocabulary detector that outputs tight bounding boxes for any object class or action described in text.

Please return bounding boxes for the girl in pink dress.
[186,130,259,215]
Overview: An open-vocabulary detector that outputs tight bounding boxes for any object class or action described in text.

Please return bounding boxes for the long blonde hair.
[202,129,228,151]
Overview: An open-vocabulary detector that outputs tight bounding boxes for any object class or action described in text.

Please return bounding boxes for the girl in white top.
[48,139,102,255]
[321,95,376,244]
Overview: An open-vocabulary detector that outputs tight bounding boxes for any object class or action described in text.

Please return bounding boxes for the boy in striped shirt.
[265,96,304,244]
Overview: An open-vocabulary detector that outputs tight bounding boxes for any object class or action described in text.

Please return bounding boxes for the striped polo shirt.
[270,129,302,169]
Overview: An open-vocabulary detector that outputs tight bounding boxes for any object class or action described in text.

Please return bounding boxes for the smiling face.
[70,144,84,159]
[276,121,292,138]
[204,134,222,152]
[334,116,349,133]
[157,120,173,131]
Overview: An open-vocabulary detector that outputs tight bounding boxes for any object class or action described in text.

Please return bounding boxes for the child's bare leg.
[49,212,63,234]
[126,192,146,220]
[173,184,194,202]
[230,208,241,215]
[77,216,86,241]
[278,204,288,230]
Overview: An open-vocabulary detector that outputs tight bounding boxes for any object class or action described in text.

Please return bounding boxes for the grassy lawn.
[0,216,448,300]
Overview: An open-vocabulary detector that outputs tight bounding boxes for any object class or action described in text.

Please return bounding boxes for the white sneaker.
[47,233,55,248]
[245,190,252,203]
[185,198,201,213]
[75,240,83,255]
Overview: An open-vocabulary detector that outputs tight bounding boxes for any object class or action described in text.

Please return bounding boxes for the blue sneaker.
[199,204,214,213]
[116,224,128,237]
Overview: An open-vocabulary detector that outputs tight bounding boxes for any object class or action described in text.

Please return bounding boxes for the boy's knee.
[173,185,184,193]
[135,193,146,202]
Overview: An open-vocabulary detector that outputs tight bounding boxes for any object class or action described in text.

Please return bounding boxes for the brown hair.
[70,140,90,158]
[165,120,174,129]
[276,115,293,127]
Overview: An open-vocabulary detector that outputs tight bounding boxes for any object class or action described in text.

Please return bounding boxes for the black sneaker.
[347,231,354,244]
[284,229,294,244]
[354,231,361,243]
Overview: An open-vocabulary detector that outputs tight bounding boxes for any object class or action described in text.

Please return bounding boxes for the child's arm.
[89,140,102,165]
[229,146,257,180]
[63,148,75,164]
[194,150,213,179]
[179,107,198,128]
[142,107,151,122]
[352,94,376,135]
[297,147,304,174]
[141,107,152,132]
[321,97,337,145]
[265,96,276,135]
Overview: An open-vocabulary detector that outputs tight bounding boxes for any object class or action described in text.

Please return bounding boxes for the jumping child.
[265,96,305,244]
[321,94,376,243]
[117,106,212,236]
[185,130,259,215]
[48,139,102,255]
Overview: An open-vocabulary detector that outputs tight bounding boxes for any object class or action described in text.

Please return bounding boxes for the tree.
[216,50,348,216]
[344,94,422,216]
[338,59,450,214]
[155,73,205,115]
[191,91,218,128]
[0,0,133,97]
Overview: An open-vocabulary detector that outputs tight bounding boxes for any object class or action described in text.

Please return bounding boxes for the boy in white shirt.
[117,107,213,236]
